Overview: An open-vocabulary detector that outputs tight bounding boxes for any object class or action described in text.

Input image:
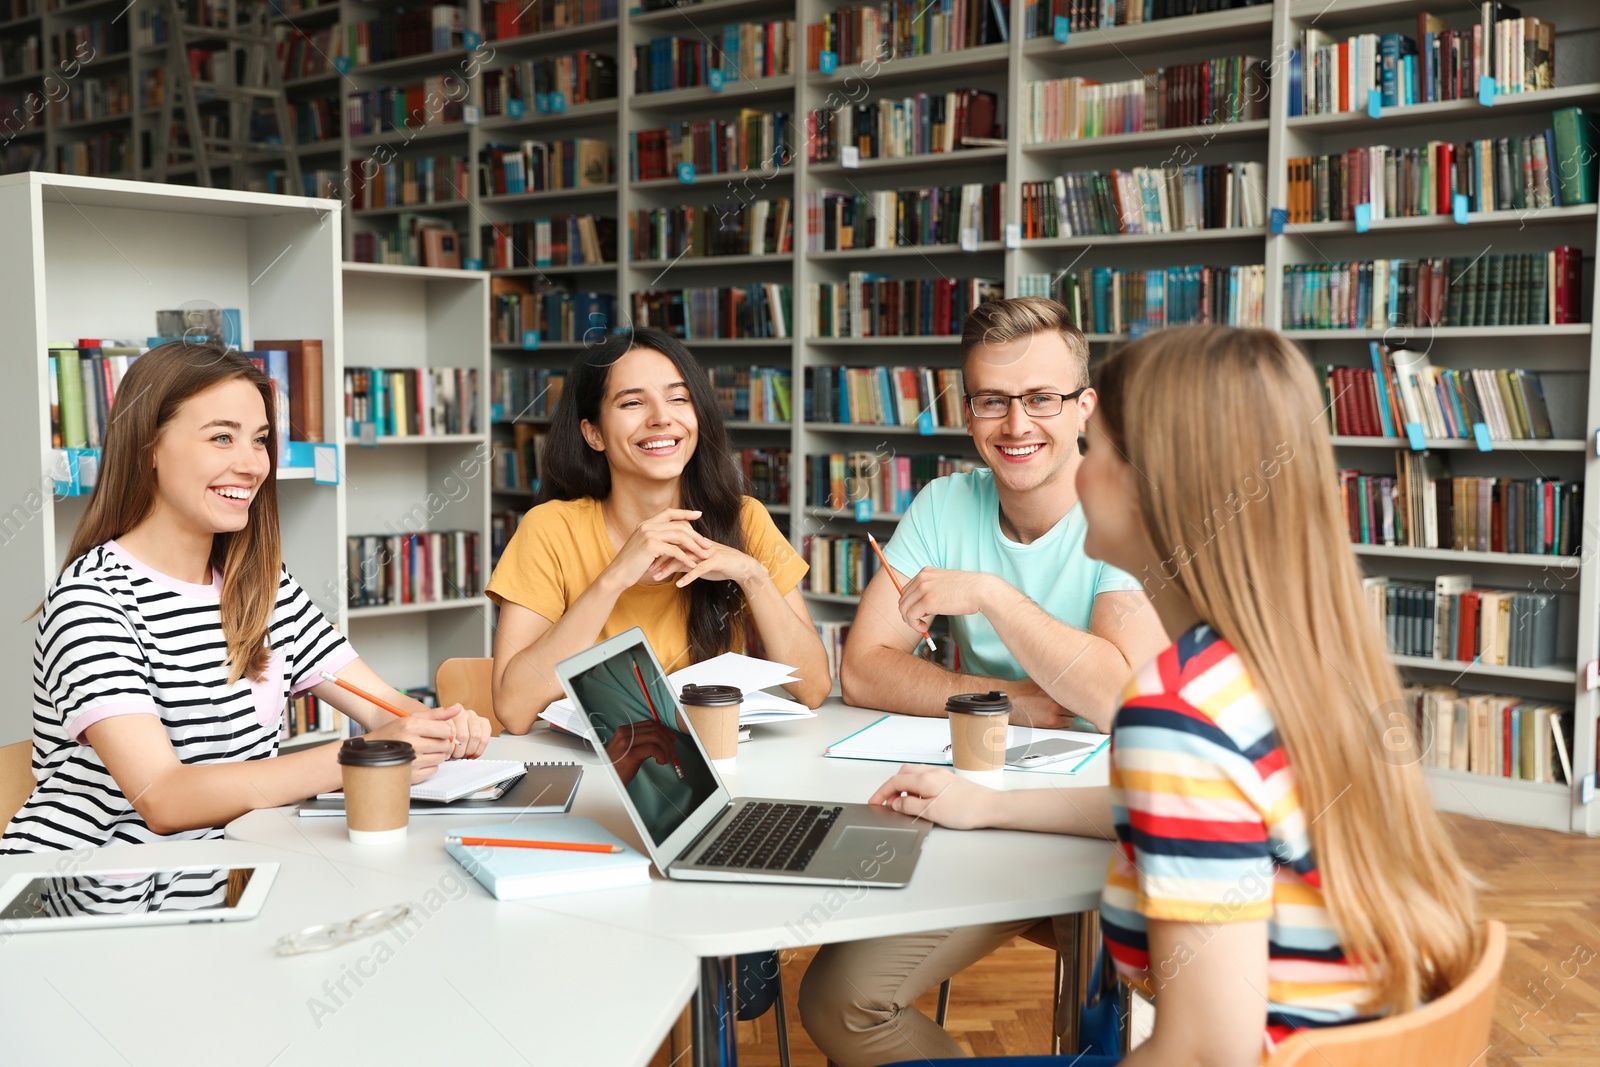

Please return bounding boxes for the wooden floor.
[654,813,1600,1066]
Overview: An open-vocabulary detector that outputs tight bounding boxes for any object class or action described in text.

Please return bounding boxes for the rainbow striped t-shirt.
[1099,622,1377,1054]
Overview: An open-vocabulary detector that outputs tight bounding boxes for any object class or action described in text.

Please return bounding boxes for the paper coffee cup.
[679,683,742,765]
[338,738,415,844]
[946,691,1010,780]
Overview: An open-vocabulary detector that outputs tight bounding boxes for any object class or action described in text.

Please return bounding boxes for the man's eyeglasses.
[964,388,1088,419]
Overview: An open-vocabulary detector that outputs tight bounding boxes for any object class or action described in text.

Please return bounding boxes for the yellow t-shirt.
[486,496,807,674]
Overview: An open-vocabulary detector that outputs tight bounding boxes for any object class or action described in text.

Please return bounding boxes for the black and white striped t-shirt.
[1,541,356,853]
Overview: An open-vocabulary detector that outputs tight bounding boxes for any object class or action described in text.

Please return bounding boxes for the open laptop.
[556,628,928,887]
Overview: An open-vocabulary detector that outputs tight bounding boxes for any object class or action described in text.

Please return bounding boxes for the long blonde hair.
[56,341,283,685]
[1095,325,1479,1013]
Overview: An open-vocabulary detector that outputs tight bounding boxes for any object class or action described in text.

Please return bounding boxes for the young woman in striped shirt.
[867,325,1479,1065]
[2,343,490,853]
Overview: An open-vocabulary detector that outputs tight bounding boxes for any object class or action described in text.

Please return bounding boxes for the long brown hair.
[1095,325,1479,1013]
[59,341,282,685]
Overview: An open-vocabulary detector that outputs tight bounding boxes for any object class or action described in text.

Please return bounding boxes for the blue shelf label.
[819,50,837,74]
[1366,92,1381,119]
[1473,422,1494,451]
[1404,422,1426,451]
[708,69,725,91]
[523,330,541,350]
[854,499,871,522]
[1128,321,1148,339]
[462,104,480,125]
[1269,206,1287,234]
[334,56,352,74]
[677,161,696,183]
[917,410,935,435]
[463,30,482,49]
[1478,75,1496,106]
[463,257,482,271]
[1453,193,1468,224]
[491,403,504,423]
[1354,202,1372,233]
[1054,16,1070,43]
[536,93,550,113]
[507,98,524,118]
[551,92,566,112]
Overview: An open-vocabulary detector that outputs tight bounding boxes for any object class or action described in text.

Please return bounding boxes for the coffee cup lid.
[945,691,1011,715]
[337,737,416,767]
[679,683,743,707]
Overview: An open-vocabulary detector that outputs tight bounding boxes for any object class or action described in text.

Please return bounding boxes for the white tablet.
[0,863,278,933]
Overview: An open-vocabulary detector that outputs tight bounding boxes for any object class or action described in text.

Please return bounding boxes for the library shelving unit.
[0,171,347,749]
[339,261,493,703]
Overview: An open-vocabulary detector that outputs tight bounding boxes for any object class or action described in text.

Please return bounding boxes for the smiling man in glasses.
[806,297,1172,1067]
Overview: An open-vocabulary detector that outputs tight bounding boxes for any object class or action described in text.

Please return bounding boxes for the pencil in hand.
[866,533,938,653]
[319,670,460,748]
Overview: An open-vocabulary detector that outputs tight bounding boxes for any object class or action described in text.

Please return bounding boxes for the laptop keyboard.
[696,802,843,872]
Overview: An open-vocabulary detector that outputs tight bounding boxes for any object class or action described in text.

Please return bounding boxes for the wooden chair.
[1,739,35,830]
[435,658,505,736]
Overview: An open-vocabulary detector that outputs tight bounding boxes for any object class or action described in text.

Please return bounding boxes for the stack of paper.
[825,716,1108,775]
[540,652,816,737]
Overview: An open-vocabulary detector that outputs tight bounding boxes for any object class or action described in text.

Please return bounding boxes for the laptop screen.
[565,637,720,847]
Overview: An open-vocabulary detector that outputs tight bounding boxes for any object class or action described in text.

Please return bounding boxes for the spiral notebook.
[298,761,583,817]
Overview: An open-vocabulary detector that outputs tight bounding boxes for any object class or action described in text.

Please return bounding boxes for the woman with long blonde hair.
[867,325,1480,1065]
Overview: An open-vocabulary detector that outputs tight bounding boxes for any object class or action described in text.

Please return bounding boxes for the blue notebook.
[445,818,650,900]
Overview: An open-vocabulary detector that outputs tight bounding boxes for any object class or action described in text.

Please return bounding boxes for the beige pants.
[798,918,1057,1067]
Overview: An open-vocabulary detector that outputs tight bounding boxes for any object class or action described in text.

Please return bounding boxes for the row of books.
[1281,251,1583,331]
[809,90,1000,162]
[483,0,617,40]
[490,282,613,344]
[1407,686,1571,784]
[349,154,468,211]
[709,366,792,423]
[803,366,967,430]
[48,343,137,451]
[336,5,465,68]
[478,139,614,197]
[630,198,794,261]
[803,535,881,596]
[345,81,465,138]
[492,425,545,492]
[55,133,128,177]
[481,216,617,270]
[1020,163,1267,239]
[631,110,792,181]
[351,216,463,269]
[290,97,338,146]
[282,693,340,741]
[0,0,41,23]
[484,53,618,113]
[634,22,794,94]
[806,0,1009,67]
[492,510,522,563]
[1340,459,1582,557]
[1022,55,1268,143]
[276,25,340,83]
[48,19,127,63]
[1324,351,1582,443]
[807,275,1002,339]
[1023,0,1265,38]
[345,531,482,610]
[1293,12,1556,117]
[806,452,980,512]
[490,367,565,423]
[1017,264,1269,334]
[342,367,481,438]
[45,74,128,126]
[736,448,790,506]
[809,184,1002,251]
[1367,577,1567,670]
[632,286,792,340]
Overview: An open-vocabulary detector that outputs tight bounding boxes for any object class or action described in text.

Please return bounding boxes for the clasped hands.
[609,508,763,589]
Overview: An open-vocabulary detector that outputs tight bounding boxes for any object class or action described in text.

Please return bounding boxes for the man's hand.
[897,568,1001,633]
[1005,679,1083,731]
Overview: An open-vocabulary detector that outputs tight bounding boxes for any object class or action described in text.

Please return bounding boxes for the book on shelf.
[289,97,339,145]
[1022,164,1265,238]
[153,307,242,348]
[804,534,882,596]
[252,339,326,445]
[46,73,129,126]
[807,451,979,512]
[709,365,791,422]
[483,0,619,41]
[344,81,464,137]
[807,0,1007,66]
[349,153,469,211]
[632,285,792,340]
[46,340,141,451]
[276,23,340,82]
[806,275,1002,338]
[632,198,794,260]
[337,4,465,67]
[346,531,482,609]
[1552,108,1600,205]
[1407,684,1571,784]
[54,131,128,178]
[809,89,999,162]
[804,366,966,430]
[492,425,546,492]
[719,19,797,80]
[492,277,614,343]
[50,17,127,62]
[1363,575,1571,669]
[351,213,462,268]
[736,448,790,506]
[492,509,523,562]
[631,110,793,181]
[1282,250,1582,329]
[484,52,618,114]
[482,216,617,270]
[479,139,614,197]
[281,691,341,741]
[251,349,294,465]
[343,366,481,437]
[635,22,793,93]
[1022,0,1267,39]
[1338,456,1581,556]
[491,367,566,422]
[809,183,1001,250]
[1293,9,1556,117]
[1016,264,1267,333]
[1024,55,1267,144]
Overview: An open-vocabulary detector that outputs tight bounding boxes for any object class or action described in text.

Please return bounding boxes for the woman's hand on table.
[868,766,1002,831]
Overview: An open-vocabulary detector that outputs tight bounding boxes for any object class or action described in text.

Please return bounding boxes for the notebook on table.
[298,761,583,817]
[825,716,1108,775]
[446,817,650,900]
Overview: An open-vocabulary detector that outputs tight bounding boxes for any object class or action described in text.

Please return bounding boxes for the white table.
[227,700,1115,1064]
[0,840,697,1066]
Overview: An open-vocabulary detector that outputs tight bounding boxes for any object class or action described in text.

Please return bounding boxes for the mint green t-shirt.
[882,469,1144,680]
